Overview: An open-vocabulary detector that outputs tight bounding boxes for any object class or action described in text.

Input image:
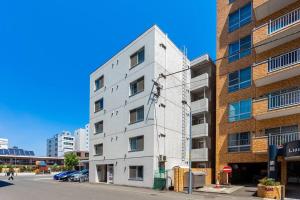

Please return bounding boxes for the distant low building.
[0,146,63,166]
[47,131,75,157]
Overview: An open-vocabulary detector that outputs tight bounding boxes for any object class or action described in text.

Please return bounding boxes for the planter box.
[257,184,283,199]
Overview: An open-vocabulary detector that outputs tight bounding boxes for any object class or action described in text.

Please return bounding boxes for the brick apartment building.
[216,0,300,187]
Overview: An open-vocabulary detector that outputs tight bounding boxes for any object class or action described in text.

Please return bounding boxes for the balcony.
[190,73,209,91]
[191,148,208,162]
[254,89,300,120]
[253,0,298,21]
[253,7,300,54]
[269,132,300,146]
[254,48,300,86]
[191,98,209,115]
[192,123,208,138]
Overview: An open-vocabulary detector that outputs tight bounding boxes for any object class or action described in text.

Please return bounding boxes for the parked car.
[70,169,89,182]
[53,170,76,180]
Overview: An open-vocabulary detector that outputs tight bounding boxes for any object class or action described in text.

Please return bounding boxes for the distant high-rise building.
[74,124,89,152]
[47,131,75,157]
[0,138,8,149]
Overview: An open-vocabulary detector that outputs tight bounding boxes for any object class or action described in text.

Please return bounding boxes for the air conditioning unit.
[159,155,167,162]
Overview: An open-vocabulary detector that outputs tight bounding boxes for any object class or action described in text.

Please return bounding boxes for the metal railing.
[269,89,300,109]
[268,7,300,34]
[268,48,300,72]
[269,132,300,146]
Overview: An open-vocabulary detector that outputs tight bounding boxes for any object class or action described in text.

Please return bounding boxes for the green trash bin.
[153,177,166,190]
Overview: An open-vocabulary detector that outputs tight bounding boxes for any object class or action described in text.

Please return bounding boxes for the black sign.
[284,140,300,157]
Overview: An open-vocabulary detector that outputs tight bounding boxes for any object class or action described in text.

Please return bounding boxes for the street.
[0,175,259,200]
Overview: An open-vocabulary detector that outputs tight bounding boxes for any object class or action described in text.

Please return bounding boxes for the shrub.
[259,177,280,186]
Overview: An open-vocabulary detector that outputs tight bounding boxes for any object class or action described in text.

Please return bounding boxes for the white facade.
[0,138,8,149]
[74,124,90,152]
[89,25,189,188]
[47,131,75,157]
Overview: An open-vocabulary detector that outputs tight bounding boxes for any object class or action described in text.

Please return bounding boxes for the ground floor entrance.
[96,164,114,184]
[229,163,268,185]
[285,161,300,199]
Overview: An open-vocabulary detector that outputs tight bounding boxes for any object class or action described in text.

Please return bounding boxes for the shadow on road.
[0,180,14,188]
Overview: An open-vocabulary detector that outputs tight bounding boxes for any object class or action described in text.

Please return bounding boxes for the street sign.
[223,166,232,173]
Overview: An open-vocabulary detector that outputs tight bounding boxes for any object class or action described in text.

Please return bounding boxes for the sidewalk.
[195,185,243,194]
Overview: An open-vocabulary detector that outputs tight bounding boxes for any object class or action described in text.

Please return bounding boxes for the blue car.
[53,170,76,180]
[59,170,80,182]
[69,169,89,182]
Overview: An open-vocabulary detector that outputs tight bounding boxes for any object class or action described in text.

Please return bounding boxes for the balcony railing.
[268,48,300,72]
[268,7,300,34]
[269,132,300,146]
[269,89,300,110]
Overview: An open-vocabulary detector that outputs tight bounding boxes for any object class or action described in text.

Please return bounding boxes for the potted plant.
[257,177,282,199]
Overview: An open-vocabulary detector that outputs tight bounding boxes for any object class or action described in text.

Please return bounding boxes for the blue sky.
[0,0,216,156]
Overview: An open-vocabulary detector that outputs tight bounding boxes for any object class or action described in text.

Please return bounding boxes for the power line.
[163,29,300,78]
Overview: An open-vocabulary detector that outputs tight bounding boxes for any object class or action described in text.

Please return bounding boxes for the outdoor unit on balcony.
[159,155,167,162]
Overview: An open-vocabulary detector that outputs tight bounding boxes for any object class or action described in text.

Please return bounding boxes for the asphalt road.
[0,175,259,200]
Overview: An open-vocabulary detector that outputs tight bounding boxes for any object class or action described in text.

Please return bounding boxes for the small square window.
[129,166,143,181]
[94,121,103,134]
[95,98,104,113]
[130,77,144,96]
[95,76,104,91]
[130,48,145,68]
[129,136,144,152]
[129,106,144,124]
[94,144,103,156]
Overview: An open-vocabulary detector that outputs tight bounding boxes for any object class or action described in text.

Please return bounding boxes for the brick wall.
[216,0,300,179]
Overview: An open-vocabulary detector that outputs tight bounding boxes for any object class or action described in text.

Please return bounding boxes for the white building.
[89,25,190,188]
[0,138,8,149]
[74,124,90,152]
[47,131,75,157]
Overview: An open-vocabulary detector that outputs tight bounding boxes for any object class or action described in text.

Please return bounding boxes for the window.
[95,98,104,113]
[229,99,252,122]
[94,144,103,156]
[228,66,251,92]
[130,48,145,68]
[63,137,74,141]
[95,76,104,91]
[265,125,298,135]
[94,121,103,134]
[129,136,144,152]
[192,138,206,149]
[129,166,143,181]
[228,132,250,152]
[129,106,144,124]
[130,77,144,96]
[228,3,252,32]
[63,142,73,145]
[229,35,251,63]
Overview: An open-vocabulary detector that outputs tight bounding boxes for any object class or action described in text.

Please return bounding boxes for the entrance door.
[286,161,300,199]
[287,161,300,184]
[97,165,107,182]
[107,164,114,184]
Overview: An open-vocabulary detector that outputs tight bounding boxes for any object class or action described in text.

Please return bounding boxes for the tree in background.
[64,152,79,170]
